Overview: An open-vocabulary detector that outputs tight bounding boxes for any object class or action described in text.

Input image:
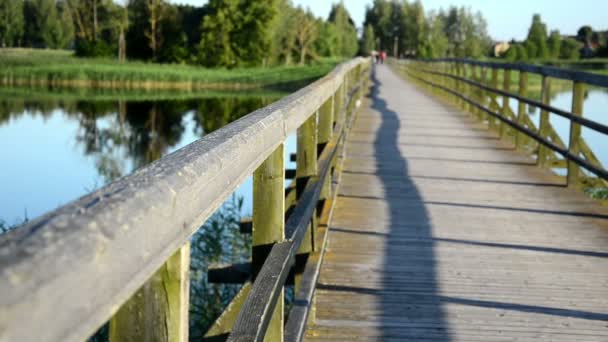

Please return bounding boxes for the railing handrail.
[418,58,608,88]
[417,66,608,136]
[395,58,608,187]
[0,57,368,342]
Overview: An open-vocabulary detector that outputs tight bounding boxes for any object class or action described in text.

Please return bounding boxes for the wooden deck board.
[304,65,608,341]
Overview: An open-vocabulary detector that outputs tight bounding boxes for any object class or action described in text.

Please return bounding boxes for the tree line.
[360,0,492,59]
[0,0,358,67]
[505,14,608,61]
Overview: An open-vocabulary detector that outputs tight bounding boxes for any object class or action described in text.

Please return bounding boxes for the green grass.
[0,48,342,90]
[585,188,608,200]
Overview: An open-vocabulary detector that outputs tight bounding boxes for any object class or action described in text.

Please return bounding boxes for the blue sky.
[170,0,607,42]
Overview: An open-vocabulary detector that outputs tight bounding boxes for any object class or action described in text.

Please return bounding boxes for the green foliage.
[577,26,593,43]
[526,14,549,59]
[547,30,561,59]
[198,0,278,67]
[363,1,490,58]
[585,188,608,200]
[0,48,340,88]
[0,0,24,47]
[516,44,528,61]
[328,3,358,58]
[560,38,581,60]
[360,24,376,56]
[75,39,113,57]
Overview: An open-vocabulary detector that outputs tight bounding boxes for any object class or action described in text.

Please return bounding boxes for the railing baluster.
[515,71,529,150]
[537,76,552,167]
[318,96,334,203]
[500,69,511,138]
[109,244,190,342]
[568,82,585,188]
[489,68,499,131]
[252,144,286,342]
[295,111,318,286]
[480,66,488,124]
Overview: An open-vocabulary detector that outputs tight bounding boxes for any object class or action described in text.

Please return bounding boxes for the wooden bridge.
[1,58,607,342]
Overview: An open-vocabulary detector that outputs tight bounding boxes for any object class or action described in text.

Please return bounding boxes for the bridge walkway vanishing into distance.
[305,65,608,341]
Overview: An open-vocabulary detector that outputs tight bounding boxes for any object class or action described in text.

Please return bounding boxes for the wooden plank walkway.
[305,65,608,341]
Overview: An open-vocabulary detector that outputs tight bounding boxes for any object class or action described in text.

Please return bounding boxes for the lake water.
[0,90,296,226]
[510,88,608,178]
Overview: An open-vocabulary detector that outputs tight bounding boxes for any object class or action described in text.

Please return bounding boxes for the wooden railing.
[0,58,370,342]
[391,58,608,190]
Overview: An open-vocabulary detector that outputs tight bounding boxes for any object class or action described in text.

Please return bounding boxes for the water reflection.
[0,93,281,222]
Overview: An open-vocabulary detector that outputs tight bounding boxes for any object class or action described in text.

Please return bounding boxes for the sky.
[170,0,607,42]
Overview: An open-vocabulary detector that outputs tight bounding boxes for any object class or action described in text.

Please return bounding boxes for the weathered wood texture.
[305,65,608,341]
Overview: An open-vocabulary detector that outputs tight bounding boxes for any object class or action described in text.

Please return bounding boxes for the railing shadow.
[370,67,451,340]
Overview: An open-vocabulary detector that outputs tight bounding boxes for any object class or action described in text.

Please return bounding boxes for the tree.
[419,13,448,58]
[328,3,358,58]
[360,24,375,55]
[270,0,298,65]
[144,0,166,61]
[577,25,592,43]
[525,14,548,59]
[560,38,580,59]
[547,30,561,59]
[198,0,278,67]
[515,44,528,61]
[0,0,24,47]
[293,9,318,64]
[67,0,117,56]
[198,0,240,67]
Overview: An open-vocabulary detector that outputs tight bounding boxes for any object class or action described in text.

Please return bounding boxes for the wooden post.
[296,112,318,269]
[252,145,285,342]
[318,96,334,204]
[567,82,585,188]
[472,65,482,120]
[109,244,190,342]
[480,66,488,124]
[334,84,343,127]
[489,68,499,131]
[459,63,466,109]
[537,76,552,167]
[515,71,528,150]
[499,69,511,138]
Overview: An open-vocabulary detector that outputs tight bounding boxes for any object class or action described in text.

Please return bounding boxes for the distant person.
[380,51,387,64]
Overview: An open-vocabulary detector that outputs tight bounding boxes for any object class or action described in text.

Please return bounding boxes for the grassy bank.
[0,49,342,90]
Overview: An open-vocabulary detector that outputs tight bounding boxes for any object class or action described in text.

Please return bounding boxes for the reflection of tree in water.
[193,97,276,135]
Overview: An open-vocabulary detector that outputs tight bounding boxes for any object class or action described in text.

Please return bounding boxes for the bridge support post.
[567,82,585,188]
[459,63,466,110]
[480,66,488,125]
[472,65,483,120]
[450,63,457,105]
[515,71,528,150]
[499,69,511,139]
[318,96,334,202]
[537,76,552,167]
[253,144,285,342]
[489,68,499,131]
[296,110,318,286]
[109,244,190,342]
